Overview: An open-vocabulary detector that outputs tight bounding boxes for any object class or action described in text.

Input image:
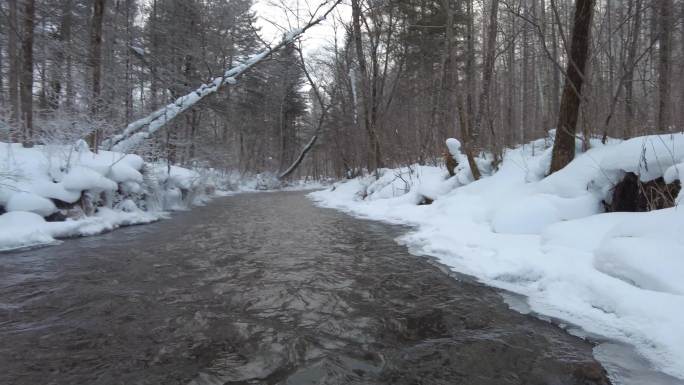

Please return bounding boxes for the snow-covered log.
[103,0,342,153]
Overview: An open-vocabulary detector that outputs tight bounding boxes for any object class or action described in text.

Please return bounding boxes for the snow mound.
[6,192,58,217]
[0,211,54,251]
[62,166,118,192]
[600,134,684,182]
[492,195,560,234]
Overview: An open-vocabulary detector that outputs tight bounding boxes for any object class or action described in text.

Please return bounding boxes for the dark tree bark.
[0,16,3,106]
[551,9,560,121]
[351,0,382,174]
[88,0,106,151]
[623,0,642,137]
[8,0,20,139]
[461,0,481,180]
[505,10,516,147]
[20,0,36,147]
[472,0,500,177]
[549,0,595,174]
[59,0,74,111]
[656,0,673,132]
[49,0,73,111]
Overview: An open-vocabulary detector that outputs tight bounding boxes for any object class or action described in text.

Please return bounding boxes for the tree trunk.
[0,17,4,106]
[549,0,595,174]
[351,0,381,174]
[125,0,134,121]
[88,0,106,151]
[656,0,673,132]
[551,5,560,122]
[20,0,36,147]
[623,0,641,138]
[521,2,530,143]
[8,0,20,140]
[462,0,481,180]
[506,9,516,147]
[471,0,499,178]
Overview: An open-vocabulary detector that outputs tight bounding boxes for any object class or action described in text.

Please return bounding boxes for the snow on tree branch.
[103,0,342,153]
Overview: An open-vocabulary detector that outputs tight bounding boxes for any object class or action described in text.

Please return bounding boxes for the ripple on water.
[0,191,613,385]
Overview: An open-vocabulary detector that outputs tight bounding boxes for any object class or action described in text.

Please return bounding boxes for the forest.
[0,0,680,179]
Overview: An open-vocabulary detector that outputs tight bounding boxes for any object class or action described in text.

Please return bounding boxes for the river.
[0,191,610,384]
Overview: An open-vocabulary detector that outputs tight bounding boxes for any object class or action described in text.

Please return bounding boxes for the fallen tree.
[102,0,342,153]
[278,46,331,180]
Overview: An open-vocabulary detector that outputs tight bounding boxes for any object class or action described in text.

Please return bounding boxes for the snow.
[0,141,216,251]
[492,195,561,234]
[664,162,683,184]
[310,132,684,382]
[62,165,118,192]
[600,134,684,182]
[0,211,55,251]
[6,192,58,217]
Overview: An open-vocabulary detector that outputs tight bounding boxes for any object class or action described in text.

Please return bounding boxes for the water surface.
[0,191,610,384]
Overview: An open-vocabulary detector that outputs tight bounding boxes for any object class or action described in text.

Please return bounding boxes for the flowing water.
[0,191,611,385]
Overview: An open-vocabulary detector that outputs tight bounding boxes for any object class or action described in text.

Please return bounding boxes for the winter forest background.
[0,0,683,178]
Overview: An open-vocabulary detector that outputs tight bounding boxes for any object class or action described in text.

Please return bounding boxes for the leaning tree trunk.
[279,47,330,180]
[549,0,595,174]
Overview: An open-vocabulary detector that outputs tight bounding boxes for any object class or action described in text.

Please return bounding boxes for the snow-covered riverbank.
[0,141,222,251]
[0,141,330,252]
[310,133,684,382]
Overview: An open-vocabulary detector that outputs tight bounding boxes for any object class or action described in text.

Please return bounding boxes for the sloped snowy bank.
[0,141,217,251]
[310,133,684,382]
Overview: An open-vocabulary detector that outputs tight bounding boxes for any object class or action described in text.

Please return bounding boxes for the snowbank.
[310,133,684,381]
[0,141,214,251]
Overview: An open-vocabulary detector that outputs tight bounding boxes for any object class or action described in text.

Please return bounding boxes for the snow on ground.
[0,141,215,251]
[310,132,684,382]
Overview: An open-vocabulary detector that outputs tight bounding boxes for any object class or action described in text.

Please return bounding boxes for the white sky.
[251,0,351,56]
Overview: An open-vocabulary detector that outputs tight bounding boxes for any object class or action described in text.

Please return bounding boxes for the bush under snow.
[0,141,216,251]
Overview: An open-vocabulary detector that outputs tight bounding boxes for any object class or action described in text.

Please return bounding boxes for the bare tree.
[88,0,106,151]
[549,0,595,173]
[351,0,382,173]
[7,0,20,139]
[657,0,673,132]
[624,0,642,137]
[20,0,36,147]
[472,0,500,176]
